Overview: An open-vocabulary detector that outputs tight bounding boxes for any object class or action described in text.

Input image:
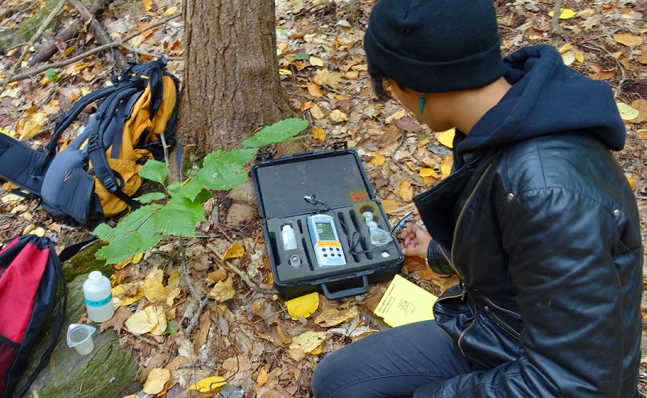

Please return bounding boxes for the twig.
[0,13,181,86]
[185,297,209,336]
[0,0,67,94]
[206,243,270,294]
[390,134,405,171]
[581,44,626,98]
[121,44,183,61]
[551,0,563,47]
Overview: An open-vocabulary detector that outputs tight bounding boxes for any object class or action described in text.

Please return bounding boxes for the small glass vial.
[367,221,392,246]
[83,271,114,322]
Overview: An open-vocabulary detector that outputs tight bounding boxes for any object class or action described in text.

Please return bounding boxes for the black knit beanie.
[364,0,504,94]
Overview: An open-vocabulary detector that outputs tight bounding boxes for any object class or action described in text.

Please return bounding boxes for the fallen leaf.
[307,82,323,97]
[223,242,244,260]
[369,152,386,166]
[399,179,413,201]
[100,306,131,333]
[626,175,636,191]
[143,0,158,12]
[125,305,166,335]
[189,376,227,393]
[286,292,319,320]
[310,104,324,119]
[381,200,400,214]
[613,33,643,47]
[548,8,576,19]
[435,129,455,148]
[164,6,178,16]
[309,56,324,67]
[441,156,454,179]
[289,331,327,353]
[256,367,269,387]
[208,276,235,302]
[142,368,170,395]
[18,112,48,141]
[143,279,167,303]
[165,355,190,370]
[314,306,359,327]
[312,126,326,141]
[329,109,348,122]
[385,109,406,124]
[206,269,228,283]
[617,102,639,120]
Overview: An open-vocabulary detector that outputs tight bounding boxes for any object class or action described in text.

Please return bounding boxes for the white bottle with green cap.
[83,271,114,322]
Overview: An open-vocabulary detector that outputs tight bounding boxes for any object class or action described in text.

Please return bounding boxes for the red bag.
[0,235,66,398]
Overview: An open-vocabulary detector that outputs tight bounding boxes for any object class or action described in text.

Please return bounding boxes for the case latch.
[332,141,348,150]
[256,152,274,162]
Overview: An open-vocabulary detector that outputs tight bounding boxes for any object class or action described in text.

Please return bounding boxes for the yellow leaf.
[279,69,293,76]
[146,267,164,284]
[143,0,156,12]
[164,6,178,16]
[19,112,48,141]
[166,271,180,292]
[435,128,455,148]
[286,292,320,320]
[307,82,323,97]
[189,376,227,393]
[314,306,359,327]
[558,43,573,54]
[142,368,170,395]
[310,104,324,119]
[206,269,228,283]
[289,330,327,353]
[399,179,413,202]
[312,126,326,141]
[112,282,144,307]
[256,367,269,387]
[2,194,23,204]
[329,109,348,122]
[548,8,576,19]
[617,102,639,120]
[381,199,400,214]
[132,252,143,264]
[143,279,167,303]
[613,33,643,47]
[419,168,436,178]
[149,306,167,335]
[223,242,245,260]
[33,227,45,237]
[310,56,324,67]
[208,276,235,302]
[125,307,159,335]
[626,175,636,191]
[575,51,584,64]
[441,156,454,179]
[561,51,575,66]
[369,152,386,166]
[385,109,406,124]
[1,128,15,137]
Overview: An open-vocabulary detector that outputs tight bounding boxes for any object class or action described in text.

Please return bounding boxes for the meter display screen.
[315,222,335,241]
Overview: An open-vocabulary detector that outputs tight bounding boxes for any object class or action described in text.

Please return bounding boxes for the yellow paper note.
[374,275,438,327]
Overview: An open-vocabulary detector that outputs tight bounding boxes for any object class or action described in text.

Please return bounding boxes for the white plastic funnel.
[66,324,96,355]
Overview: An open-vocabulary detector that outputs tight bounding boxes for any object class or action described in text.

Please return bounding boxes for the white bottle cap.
[88,271,103,284]
[363,211,374,223]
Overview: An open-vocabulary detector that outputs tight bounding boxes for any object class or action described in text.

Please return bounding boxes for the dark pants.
[311,320,480,398]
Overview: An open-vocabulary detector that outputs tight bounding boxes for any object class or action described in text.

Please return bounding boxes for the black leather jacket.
[413,132,642,397]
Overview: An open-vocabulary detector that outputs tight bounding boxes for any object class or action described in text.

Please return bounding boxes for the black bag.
[0,235,67,398]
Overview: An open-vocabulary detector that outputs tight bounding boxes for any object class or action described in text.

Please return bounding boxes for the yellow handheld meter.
[307,214,346,268]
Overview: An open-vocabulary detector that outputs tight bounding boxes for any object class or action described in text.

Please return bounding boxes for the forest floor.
[1,0,647,397]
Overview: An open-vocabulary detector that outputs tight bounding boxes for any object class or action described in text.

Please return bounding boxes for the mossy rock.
[16,274,140,398]
[62,241,113,281]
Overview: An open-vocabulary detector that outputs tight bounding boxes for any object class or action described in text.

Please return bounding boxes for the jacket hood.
[456,45,626,157]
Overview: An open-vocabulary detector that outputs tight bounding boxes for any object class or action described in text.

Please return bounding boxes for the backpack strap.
[33,86,118,179]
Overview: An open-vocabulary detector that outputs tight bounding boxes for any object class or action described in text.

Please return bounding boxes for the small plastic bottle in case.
[83,271,114,322]
[281,224,297,250]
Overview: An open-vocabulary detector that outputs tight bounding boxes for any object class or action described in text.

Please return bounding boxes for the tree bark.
[177,0,291,154]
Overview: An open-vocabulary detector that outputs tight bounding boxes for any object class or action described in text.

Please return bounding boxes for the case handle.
[321,276,368,300]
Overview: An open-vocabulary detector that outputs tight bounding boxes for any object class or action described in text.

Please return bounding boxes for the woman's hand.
[400,225,432,257]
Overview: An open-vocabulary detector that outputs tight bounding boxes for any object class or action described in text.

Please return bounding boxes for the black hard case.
[251,147,404,300]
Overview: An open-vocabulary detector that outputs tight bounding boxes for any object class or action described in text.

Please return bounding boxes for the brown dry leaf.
[207,269,228,283]
[208,276,235,302]
[329,109,348,122]
[112,282,144,307]
[256,367,269,387]
[18,112,48,141]
[381,200,400,214]
[289,331,327,354]
[196,310,211,348]
[143,0,158,12]
[630,99,647,123]
[369,152,386,166]
[275,322,292,345]
[399,179,414,201]
[314,306,359,327]
[142,368,170,395]
[100,306,131,333]
[143,279,167,304]
[165,355,190,370]
[223,242,245,260]
[310,104,325,119]
[613,33,643,47]
[312,126,326,141]
[307,82,324,97]
[385,109,406,124]
[313,69,344,89]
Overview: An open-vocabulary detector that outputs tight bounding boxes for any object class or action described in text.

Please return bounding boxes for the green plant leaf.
[138,159,168,184]
[151,207,199,237]
[93,223,117,242]
[176,177,207,201]
[295,53,310,60]
[95,233,144,264]
[45,68,58,83]
[135,192,166,203]
[166,195,207,225]
[241,118,308,147]
[198,149,256,191]
[115,205,160,233]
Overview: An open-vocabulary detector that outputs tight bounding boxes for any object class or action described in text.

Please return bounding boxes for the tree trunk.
[177,0,291,154]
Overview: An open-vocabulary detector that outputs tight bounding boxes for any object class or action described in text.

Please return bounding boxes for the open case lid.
[251,148,375,219]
